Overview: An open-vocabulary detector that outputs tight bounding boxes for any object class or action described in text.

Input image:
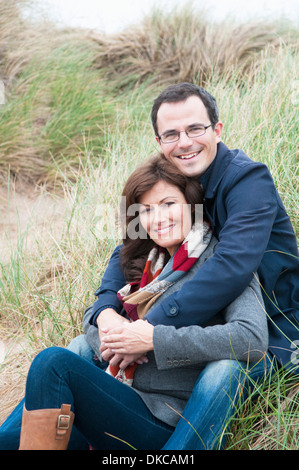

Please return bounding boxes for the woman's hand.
[101,320,154,356]
[100,347,148,369]
[97,309,149,368]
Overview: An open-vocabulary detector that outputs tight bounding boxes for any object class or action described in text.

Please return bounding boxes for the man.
[75,83,299,449]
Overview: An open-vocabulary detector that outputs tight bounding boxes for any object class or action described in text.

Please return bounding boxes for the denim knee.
[67,335,94,360]
[25,347,75,410]
[196,358,271,399]
[26,347,72,392]
[199,360,246,386]
[29,346,70,372]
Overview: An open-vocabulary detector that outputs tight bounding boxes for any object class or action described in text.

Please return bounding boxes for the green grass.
[227,365,299,449]
[0,0,298,449]
[0,42,118,187]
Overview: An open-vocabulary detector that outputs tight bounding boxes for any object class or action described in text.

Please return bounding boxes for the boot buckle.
[56,414,71,438]
[57,414,71,430]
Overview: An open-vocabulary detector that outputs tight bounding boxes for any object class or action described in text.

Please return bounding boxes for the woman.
[0,155,268,450]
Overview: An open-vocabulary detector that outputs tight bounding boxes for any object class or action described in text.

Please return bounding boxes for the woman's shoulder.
[199,235,218,261]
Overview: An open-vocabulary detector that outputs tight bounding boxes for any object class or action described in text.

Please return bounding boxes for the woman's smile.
[155,224,175,235]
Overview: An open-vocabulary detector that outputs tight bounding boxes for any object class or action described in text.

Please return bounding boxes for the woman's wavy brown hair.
[119,154,205,282]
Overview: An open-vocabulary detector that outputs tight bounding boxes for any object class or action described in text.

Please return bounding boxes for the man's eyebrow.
[162,122,205,132]
[161,128,177,134]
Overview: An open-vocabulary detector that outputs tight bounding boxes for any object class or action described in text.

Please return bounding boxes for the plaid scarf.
[106,221,212,385]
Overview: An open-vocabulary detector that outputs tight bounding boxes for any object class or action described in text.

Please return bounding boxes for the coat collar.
[199,141,234,199]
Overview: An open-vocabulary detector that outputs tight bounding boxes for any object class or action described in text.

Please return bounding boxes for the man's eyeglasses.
[158,124,212,144]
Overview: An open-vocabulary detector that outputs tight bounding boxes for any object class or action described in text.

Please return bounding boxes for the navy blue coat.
[91,142,299,372]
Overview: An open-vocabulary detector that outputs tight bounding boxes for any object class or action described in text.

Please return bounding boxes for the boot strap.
[56,404,72,439]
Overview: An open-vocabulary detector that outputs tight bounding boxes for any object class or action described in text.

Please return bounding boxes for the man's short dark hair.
[151,82,219,137]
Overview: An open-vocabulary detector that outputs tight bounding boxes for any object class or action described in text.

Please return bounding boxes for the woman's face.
[138,180,192,256]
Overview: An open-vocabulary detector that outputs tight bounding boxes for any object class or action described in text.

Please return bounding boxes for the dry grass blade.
[250,383,299,450]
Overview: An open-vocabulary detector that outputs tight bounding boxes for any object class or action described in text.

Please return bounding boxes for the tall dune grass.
[90,4,298,90]
[0,42,116,187]
[0,0,298,187]
[0,0,298,449]
[0,0,117,187]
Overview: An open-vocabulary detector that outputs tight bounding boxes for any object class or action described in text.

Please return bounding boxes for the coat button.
[169,306,177,316]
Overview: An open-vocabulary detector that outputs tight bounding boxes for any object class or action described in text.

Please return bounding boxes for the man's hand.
[101,320,154,356]
[96,308,129,340]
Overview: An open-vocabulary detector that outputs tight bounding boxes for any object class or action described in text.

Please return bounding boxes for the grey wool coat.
[83,237,269,427]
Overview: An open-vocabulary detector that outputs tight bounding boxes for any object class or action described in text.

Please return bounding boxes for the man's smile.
[175,148,204,160]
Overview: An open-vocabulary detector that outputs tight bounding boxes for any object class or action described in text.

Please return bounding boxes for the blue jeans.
[0,347,173,450]
[68,335,274,450]
[163,356,274,449]
[0,336,273,450]
[68,335,273,450]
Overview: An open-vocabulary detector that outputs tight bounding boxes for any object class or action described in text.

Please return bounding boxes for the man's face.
[156,95,223,177]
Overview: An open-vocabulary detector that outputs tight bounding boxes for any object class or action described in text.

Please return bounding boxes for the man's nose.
[177,131,193,147]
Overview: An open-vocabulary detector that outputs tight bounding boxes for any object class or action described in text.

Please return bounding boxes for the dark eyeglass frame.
[158,124,212,144]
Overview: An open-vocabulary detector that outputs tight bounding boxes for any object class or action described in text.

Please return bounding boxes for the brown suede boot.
[19,404,74,450]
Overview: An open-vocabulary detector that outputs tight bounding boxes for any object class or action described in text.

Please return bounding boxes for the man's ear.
[155,135,160,145]
[214,122,223,143]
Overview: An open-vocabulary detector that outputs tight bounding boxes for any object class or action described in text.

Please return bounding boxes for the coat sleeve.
[144,162,278,327]
[88,244,126,325]
[153,274,269,370]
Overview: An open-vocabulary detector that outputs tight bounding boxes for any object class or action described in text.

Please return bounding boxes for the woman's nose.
[151,205,168,226]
